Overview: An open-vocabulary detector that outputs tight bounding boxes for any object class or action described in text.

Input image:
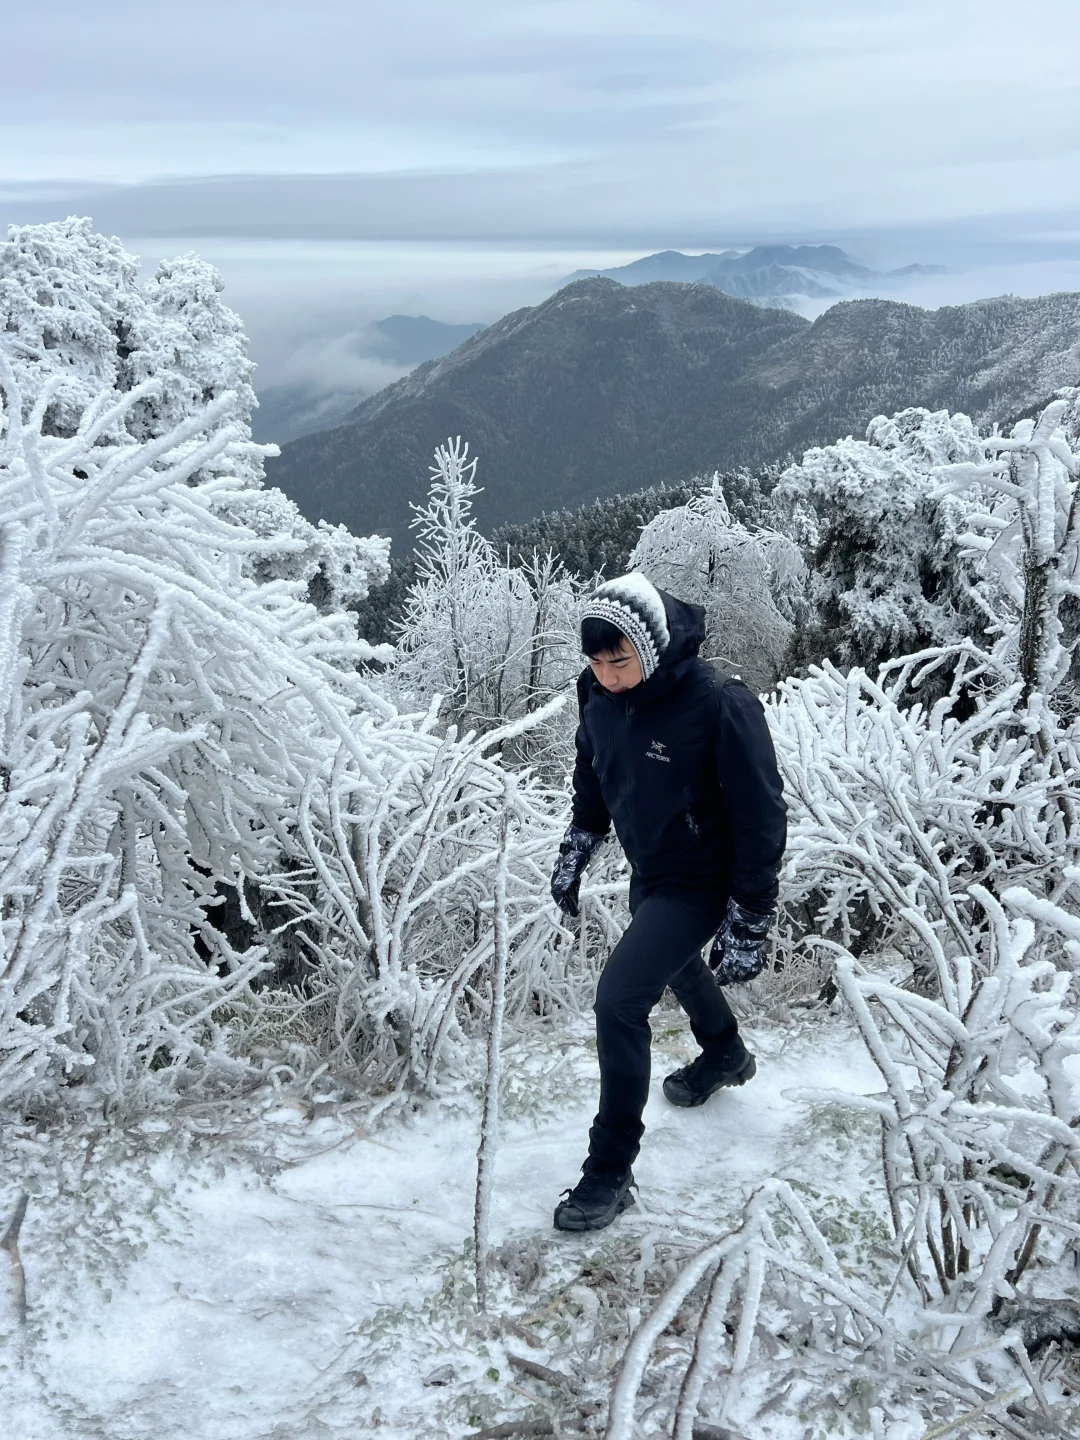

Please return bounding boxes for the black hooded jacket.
[570,590,787,913]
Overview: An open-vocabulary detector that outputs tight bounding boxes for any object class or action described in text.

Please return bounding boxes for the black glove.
[709,898,773,984]
[550,824,605,917]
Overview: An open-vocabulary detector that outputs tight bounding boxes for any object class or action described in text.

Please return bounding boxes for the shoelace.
[564,1168,630,1203]
[670,1056,704,1084]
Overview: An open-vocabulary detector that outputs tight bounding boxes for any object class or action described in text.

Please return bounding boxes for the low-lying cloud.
[265,331,410,396]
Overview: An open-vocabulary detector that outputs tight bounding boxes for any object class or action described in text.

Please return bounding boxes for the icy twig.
[0,1192,28,1323]
[474,779,513,1312]
[501,1316,544,1350]
[506,1352,575,1391]
[917,1387,1032,1440]
[471,1421,559,1439]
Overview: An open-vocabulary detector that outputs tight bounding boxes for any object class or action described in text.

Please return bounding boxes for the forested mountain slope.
[268,278,1080,547]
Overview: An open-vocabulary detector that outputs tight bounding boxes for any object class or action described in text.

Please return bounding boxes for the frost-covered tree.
[774,407,992,680]
[228,483,391,613]
[393,439,584,753]
[0,218,389,615]
[755,394,1080,1381]
[0,222,404,1112]
[774,397,1080,965]
[120,251,258,452]
[0,225,623,1116]
[0,352,601,1113]
[629,476,806,692]
[0,352,399,1111]
[0,218,256,446]
[0,218,141,437]
[932,391,1080,715]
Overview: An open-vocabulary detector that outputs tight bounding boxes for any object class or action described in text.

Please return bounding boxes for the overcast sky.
[6,0,1080,382]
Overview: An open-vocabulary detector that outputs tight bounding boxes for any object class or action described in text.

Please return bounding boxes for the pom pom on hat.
[582,572,670,680]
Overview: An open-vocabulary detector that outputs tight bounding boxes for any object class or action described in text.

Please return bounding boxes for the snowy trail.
[2,1014,883,1440]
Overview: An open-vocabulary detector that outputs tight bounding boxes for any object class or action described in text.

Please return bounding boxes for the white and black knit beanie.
[582,573,671,680]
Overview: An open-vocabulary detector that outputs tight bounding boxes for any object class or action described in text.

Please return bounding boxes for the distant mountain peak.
[369,314,485,365]
[559,243,938,304]
[562,249,740,286]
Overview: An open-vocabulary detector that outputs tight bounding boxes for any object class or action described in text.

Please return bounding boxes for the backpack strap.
[707,662,744,702]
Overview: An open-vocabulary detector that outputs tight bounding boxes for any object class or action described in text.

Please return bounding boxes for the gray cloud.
[6,1,1080,235]
[6,1,1080,394]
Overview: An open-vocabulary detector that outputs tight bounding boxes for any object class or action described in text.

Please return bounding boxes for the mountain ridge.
[267,277,1080,549]
[563,243,946,305]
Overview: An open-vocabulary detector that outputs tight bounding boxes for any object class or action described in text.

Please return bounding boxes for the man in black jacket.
[549,572,787,1231]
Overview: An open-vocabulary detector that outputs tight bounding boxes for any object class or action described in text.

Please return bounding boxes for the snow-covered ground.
[1,1007,888,1440]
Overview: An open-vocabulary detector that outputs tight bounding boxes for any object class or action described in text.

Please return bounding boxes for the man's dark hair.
[581,616,629,658]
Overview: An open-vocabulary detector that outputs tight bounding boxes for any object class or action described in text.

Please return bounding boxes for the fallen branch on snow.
[1,1192,29,1323]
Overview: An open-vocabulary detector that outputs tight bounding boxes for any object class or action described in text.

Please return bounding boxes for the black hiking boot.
[553,1158,636,1232]
[662,1046,757,1108]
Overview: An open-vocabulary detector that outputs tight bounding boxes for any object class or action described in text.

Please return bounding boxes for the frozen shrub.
[774,406,992,681]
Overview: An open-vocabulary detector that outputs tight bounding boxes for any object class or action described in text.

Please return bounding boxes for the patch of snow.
[0,1016,883,1439]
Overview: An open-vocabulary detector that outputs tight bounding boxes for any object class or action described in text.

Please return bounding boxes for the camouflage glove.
[709,898,773,984]
[550,825,605,918]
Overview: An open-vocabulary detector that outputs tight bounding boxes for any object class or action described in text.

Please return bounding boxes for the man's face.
[587,637,643,693]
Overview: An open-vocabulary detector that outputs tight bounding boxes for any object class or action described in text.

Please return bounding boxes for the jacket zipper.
[620,702,635,851]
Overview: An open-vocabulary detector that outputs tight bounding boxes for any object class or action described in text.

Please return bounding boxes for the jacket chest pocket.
[646,724,707,784]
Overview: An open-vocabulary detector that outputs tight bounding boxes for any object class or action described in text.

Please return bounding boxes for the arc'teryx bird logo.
[646,739,670,763]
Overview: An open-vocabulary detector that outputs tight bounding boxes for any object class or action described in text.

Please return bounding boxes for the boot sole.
[553,1188,636,1233]
[663,1053,757,1108]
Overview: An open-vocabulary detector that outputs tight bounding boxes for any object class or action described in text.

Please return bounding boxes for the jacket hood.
[657,589,705,669]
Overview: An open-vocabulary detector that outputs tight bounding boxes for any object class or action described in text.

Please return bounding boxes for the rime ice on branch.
[629,474,806,691]
[0,224,607,1114]
[394,438,583,738]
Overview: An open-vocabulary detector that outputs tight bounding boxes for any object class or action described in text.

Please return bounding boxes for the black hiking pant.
[588,877,742,1172]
